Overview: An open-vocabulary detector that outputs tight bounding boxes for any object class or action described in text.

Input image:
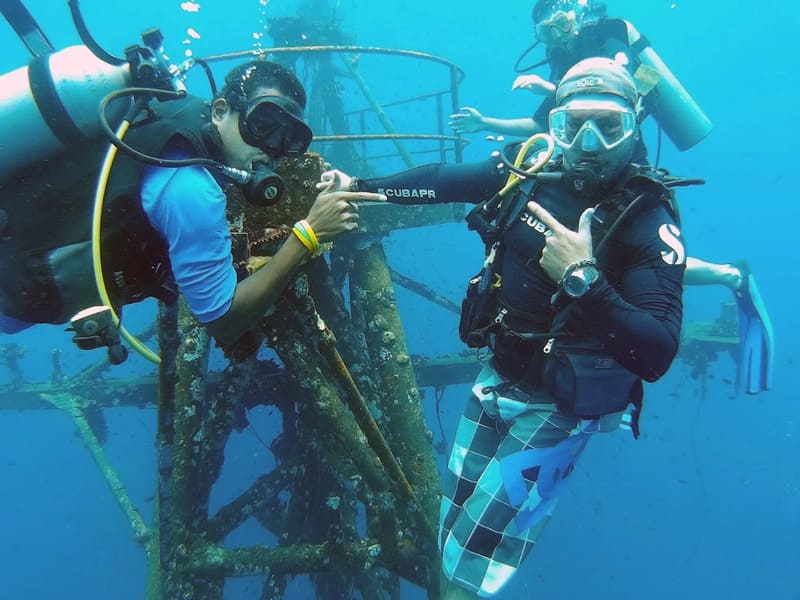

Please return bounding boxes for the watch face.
[564,272,588,298]
[563,265,599,298]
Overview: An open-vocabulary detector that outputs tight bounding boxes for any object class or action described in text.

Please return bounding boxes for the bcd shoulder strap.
[591,164,679,261]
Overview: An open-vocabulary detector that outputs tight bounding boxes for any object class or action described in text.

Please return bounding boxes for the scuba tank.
[0,45,132,184]
[623,20,713,151]
[1,1,298,366]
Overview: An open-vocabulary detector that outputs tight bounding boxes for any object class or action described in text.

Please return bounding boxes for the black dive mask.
[236,95,313,158]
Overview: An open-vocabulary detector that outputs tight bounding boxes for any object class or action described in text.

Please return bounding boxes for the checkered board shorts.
[439,363,607,597]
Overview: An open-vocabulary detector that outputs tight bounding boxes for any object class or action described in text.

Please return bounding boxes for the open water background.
[0,1,798,598]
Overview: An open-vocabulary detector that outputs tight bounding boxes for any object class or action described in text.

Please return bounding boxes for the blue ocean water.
[0,1,798,599]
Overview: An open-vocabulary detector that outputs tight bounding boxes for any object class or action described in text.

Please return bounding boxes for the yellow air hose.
[498,132,555,197]
[92,119,161,364]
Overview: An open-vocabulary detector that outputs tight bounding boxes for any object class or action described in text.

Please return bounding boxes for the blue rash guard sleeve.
[355,160,505,205]
[141,163,237,323]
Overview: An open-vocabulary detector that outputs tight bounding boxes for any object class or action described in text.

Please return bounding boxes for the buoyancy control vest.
[459,161,679,352]
[459,162,679,425]
[0,94,214,324]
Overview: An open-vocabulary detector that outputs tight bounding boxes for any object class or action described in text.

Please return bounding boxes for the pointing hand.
[527,201,594,282]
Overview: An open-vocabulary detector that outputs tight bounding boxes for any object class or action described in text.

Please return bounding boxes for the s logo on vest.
[658,223,685,265]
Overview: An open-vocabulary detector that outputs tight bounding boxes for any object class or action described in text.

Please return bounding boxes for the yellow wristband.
[292,224,315,252]
[297,219,320,251]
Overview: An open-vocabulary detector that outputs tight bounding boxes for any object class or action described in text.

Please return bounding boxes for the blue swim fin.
[735,263,774,394]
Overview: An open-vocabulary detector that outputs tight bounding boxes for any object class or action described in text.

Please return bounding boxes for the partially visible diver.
[0,59,384,353]
[448,0,773,393]
[450,0,712,151]
[321,58,688,598]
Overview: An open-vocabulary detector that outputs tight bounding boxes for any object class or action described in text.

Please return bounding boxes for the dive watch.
[348,177,363,192]
[560,259,600,299]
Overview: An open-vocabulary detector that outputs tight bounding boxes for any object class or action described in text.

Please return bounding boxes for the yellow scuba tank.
[624,20,713,151]
[0,45,131,184]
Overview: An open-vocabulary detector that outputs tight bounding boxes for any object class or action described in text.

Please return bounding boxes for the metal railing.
[195,45,467,168]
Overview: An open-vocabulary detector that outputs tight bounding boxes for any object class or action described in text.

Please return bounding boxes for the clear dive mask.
[549,100,636,152]
[534,10,575,43]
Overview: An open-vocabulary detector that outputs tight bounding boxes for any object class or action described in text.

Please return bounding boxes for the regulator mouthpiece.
[242,162,285,206]
[68,306,128,365]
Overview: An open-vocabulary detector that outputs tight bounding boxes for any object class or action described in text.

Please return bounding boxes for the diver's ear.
[211,98,229,124]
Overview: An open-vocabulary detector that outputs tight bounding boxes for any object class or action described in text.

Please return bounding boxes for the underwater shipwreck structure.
[1,11,471,597]
[0,10,742,600]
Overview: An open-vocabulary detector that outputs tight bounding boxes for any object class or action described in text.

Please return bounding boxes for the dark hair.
[220,60,307,110]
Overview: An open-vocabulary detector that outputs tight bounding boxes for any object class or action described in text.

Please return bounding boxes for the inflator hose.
[498,132,555,195]
[92,98,161,365]
[99,88,251,182]
[67,0,125,65]
[98,88,221,170]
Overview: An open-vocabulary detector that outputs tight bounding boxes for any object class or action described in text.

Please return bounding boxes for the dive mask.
[534,10,575,43]
[533,0,602,44]
[237,95,313,158]
[549,100,636,152]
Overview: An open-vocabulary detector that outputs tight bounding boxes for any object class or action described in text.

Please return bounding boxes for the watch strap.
[349,177,363,192]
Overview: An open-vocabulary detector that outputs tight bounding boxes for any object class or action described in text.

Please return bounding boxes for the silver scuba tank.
[624,21,713,151]
[0,45,131,184]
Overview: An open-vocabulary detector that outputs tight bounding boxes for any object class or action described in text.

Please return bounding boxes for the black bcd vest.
[0,95,214,324]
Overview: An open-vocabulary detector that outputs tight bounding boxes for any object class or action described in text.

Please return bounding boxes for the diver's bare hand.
[306,188,386,242]
[527,201,594,282]
[511,74,556,95]
[316,169,353,193]
[448,107,485,134]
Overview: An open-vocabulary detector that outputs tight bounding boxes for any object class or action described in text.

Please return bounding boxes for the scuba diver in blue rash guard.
[320,57,686,599]
[0,4,384,363]
[448,0,773,395]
